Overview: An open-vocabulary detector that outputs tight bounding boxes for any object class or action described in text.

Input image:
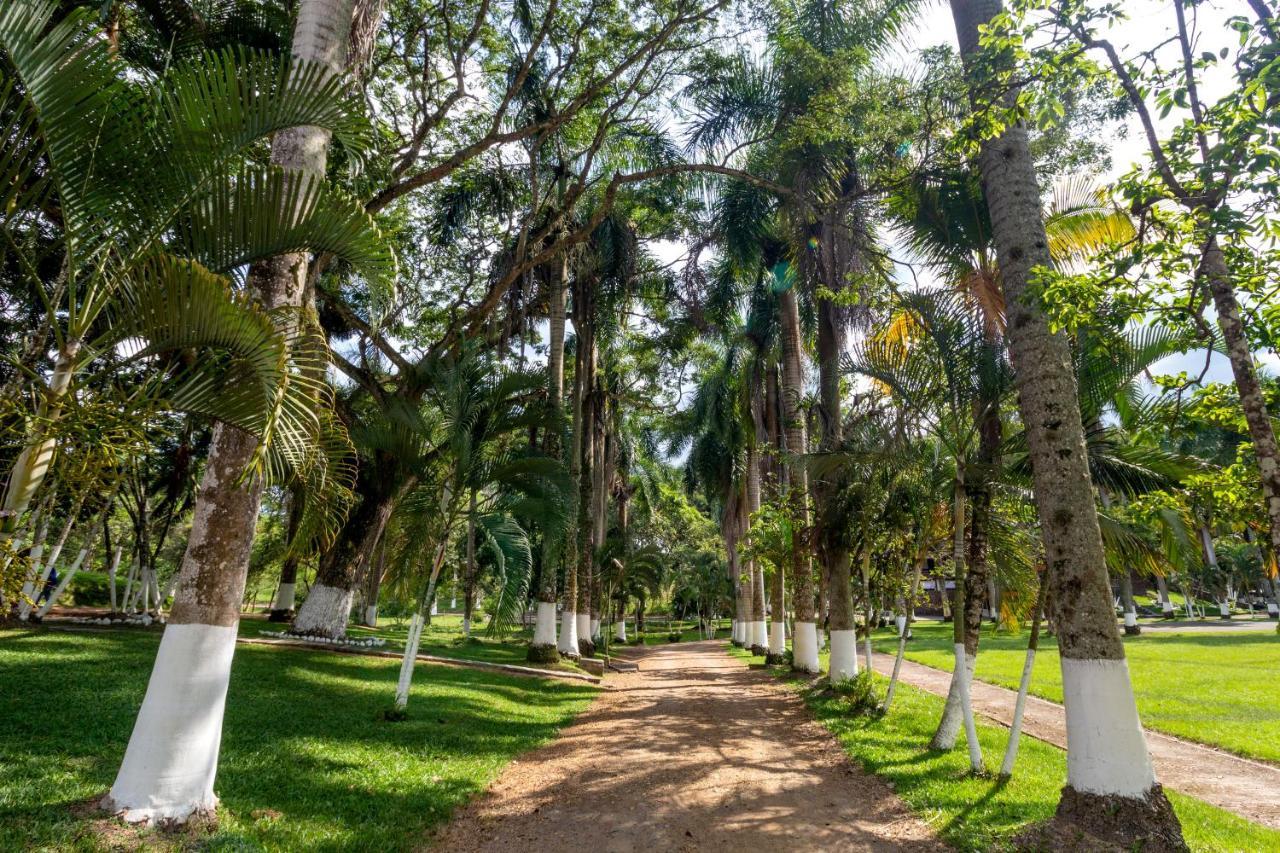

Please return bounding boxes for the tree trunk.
[294,480,401,638]
[1201,242,1280,570]
[746,415,767,650]
[765,363,788,658]
[778,285,817,672]
[532,258,568,655]
[1120,568,1140,635]
[270,490,304,621]
[951,0,1180,842]
[105,0,360,824]
[1000,570,1047,777]
[462,489,477,637]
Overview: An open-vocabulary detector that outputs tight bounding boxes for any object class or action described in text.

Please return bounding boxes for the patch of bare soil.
[428,641,942,852]
[68,796,216,851]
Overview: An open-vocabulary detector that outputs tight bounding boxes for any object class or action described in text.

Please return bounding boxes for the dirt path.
[430,641,941,852]
[870,652,1280,829]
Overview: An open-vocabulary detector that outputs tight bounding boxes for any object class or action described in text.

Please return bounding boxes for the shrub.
[68,571,111,607]
[667,631,682,642]
[830,670,880,716]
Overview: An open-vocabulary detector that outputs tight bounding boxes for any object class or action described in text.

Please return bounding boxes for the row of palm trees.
[4,0,1277,847]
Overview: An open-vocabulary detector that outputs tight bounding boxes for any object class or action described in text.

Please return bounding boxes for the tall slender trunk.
[533,259,568,653]
[815,289,854,680]
[1000,569,1047,777]
[765,363,788,658]
[951,0,1180,842]
[462,489,477,637]
[778,285,817,672]
[106,0,360,824]
[270,489,304,621]
[746,410,767,650]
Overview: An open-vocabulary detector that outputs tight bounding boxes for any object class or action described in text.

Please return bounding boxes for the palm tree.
[948,0,1183,843]
[34,0,393,822]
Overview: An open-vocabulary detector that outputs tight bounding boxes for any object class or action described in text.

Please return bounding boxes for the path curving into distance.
[430,641,940,852]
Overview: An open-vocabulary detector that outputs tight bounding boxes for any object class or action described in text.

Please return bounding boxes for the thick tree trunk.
[105,0,360,824]
[778,286,817,672]
[293,481,400,638]
[951,0,1180,843]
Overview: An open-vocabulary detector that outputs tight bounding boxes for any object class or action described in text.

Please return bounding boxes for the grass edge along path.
[725,645,1280,853]
[869,622,1280,766]
[0,628,597,851]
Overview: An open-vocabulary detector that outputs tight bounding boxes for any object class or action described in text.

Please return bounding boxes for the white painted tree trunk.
[576,613,591,650]
[395,614,425,710]
[35,545,89,618]
[120,559,138,614]
[107,546,123,611]
[768,619,785,656]
[615,617,627,642]
[105,624,238,822]
[1060,659,1155,796]
[364,604,378,627]
[828,628,858,682]
[751,620,766,648]
[557,610,579,657]
[272,581,296,615]
[590,618,600,641]
[931,645,979,750]
[955,645,985,772]
[999,647,1037,777]
[792,621,819,673]
[292,583,354,636]
[533,601,558,646]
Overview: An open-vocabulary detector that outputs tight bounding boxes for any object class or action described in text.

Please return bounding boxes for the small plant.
[765,648,792,666]
[830,670,880,716]
[667,631,682,642]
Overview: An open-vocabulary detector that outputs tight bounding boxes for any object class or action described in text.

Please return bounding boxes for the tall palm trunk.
[269,488,304,621]
[575,350,597,657]
[106,0,360,824]
[462,489,477,636]
[532,259,568,655]
[950,0,1181,843]
[746,403,767,650]
[815,295,855,681]
[778,285,817,672]
[765,363,788,658]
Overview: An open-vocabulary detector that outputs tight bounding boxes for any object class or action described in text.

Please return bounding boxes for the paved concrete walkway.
[871,650,1280,829]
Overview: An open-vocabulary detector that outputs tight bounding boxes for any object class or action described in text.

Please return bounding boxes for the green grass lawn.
[728,646,1280,852]
[234,612,596,674]
[0,627,596,851]
[871,622,1280,764]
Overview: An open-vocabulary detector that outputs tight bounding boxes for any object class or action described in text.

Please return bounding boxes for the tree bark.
[106,0,362,824]
[778,285,817,672]
[533,259,568,655]
[950,0,1180,843]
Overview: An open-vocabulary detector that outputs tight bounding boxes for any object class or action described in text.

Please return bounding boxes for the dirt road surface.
[430,641,941,852]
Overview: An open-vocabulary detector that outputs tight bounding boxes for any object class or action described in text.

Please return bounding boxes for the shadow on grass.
[0,628,596,851]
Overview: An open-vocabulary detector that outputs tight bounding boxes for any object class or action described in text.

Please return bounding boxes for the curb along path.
[431,641,941,852]
[869,651,1280,829]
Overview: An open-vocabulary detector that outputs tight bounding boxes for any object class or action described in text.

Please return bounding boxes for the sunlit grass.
[0,628,596,850]
[868,622,1280,764]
